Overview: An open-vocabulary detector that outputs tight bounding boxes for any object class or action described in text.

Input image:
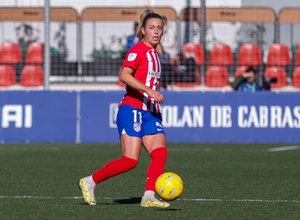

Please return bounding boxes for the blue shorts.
[117,105,165,138]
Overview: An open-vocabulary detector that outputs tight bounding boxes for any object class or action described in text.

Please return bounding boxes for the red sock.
[145,147,168,191]
[92,156,138,184]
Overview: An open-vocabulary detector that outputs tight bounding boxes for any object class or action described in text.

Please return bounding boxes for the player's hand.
[147,89,165,104]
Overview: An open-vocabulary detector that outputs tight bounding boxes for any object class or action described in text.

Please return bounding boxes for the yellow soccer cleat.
[78,177,96,205]
[140,196,170,208]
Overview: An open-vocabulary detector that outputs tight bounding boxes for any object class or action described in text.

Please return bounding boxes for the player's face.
[141,18,164,48]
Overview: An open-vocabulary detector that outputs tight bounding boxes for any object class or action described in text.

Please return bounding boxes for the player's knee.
[122,156,138,171]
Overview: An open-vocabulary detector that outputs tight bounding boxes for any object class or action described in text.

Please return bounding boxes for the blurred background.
[1,0,300,143]
[0,0,300,90]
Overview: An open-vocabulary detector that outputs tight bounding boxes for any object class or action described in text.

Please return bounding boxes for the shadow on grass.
[113,197,141,204]
[79,198,141,206]
[80,202,111,206]
[158,208,181,211]
[114,197,181,211]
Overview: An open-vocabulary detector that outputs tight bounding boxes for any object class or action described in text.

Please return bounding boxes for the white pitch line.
[168,148,262,152]
[168,146,300,153]
[1,195,300,203]
[0,196,56,199]
[181,198,300,203]
[0,196,81,199]
[268,146,300,152]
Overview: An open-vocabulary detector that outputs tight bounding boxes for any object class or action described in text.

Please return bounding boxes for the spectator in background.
[160,16,177,60]
[175,50,197,83]
[230,67,276,92]
[126,22,139,52]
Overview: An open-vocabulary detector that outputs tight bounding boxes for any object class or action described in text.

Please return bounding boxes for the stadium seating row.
[1,41,300,88]
[0,42,43,87]
[179,42,300,88]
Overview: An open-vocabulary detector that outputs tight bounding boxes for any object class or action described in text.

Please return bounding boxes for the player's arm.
[119,67,164,104]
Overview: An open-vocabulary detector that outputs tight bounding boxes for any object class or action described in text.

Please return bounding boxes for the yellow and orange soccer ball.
[155,172,184,201]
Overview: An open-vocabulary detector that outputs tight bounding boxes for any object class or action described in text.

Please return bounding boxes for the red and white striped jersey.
[120,41,161,113]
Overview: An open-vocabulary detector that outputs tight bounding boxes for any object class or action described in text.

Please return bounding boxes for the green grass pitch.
[0,143,300,219]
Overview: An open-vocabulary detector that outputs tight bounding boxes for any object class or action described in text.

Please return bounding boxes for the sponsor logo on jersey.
[149,71,160,78]
[128,53,137,61]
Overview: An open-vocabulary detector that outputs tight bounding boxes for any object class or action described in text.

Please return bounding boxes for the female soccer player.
[79,7,170,208]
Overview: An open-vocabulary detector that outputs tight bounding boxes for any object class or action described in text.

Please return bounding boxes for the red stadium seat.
[237,43,262,66]
[295,45,300,66]
[234,66,248,78]
[264,67,288,88]
[266,43,290,66]
[205,66,229,87]
[25,42,43,64]
[209,44,233,66]
[0,42,22,64]
[175,68,201,87]
[292,67,300,88]
[20,65,44,87]
[182,43,205,65]
[0,65,17,86]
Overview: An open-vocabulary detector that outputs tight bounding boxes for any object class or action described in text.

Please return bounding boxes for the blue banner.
[0,91,77,142]
[86,91,300,143]
[160,92,300,143]
[80,91,124,142]
[0,91,299,143]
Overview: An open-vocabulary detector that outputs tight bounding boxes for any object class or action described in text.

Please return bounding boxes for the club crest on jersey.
[128,53,137,61]
[134,122,141,132]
